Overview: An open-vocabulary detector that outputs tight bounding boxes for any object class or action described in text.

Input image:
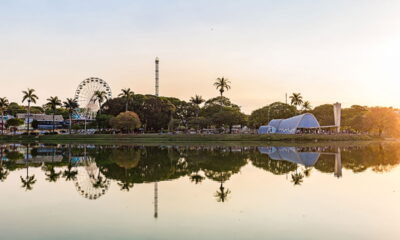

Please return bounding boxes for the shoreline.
[0,133,378,143]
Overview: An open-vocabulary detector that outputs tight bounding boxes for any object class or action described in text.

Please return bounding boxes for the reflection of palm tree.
[0,147,8,181]
[21,144,36,191]
[303,167,312,177]
[214,182,231,203]
[21,175,36,191]
[291,172,304,185]
[93,175,108,189]
[45,166,62,182]
[190,173,205,184]
[118,181,134,191]
[63,164,78,181]
[0,167,9,181]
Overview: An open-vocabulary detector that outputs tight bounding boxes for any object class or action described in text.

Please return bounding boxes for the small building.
[258,113,321,134]
[16,113,64,130]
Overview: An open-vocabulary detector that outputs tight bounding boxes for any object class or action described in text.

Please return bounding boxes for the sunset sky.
[1,0,400,113]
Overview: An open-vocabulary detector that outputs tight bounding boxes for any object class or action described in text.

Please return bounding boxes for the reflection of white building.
[258,146,342,178]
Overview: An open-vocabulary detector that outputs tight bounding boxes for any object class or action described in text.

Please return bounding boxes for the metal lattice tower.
[155,57,159,97]
[154,182,158,218]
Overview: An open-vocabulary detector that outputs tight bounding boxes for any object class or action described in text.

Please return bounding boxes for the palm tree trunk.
[53,112,55,133]
[27,101,30,135]
[126,102,128,112]
[1,111,4,135]
[69,113,72,134]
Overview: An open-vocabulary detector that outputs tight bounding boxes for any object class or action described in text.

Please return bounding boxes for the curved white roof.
[267,113,320,134]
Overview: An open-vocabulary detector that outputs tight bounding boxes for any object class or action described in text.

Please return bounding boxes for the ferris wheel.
[74,77,112,119]
[74,156,110,200]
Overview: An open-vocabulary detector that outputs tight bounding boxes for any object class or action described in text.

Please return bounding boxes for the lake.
[0,142,399,240]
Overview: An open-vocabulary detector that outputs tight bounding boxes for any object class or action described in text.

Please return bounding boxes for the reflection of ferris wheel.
[74,157,110,200]
[74,77,112,119]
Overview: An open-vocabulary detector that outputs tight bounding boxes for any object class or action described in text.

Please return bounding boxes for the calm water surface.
[0,142,399,240]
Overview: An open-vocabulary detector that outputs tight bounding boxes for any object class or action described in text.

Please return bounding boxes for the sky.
[1,0,400,113]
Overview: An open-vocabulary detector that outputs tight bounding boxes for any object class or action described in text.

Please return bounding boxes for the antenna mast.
[155,57,159,96]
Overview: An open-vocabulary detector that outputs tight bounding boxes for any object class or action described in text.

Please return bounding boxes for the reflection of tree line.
[1,143,400,194]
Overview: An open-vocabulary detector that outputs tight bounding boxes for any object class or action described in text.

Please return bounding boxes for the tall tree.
[22,88,39,135]
[118,88,135,112]
[63,98,79,134]
[363,107,400,137]
[289,93,303,109]
[46,96,62,133]
[0,97,9,135]
[213,77,231,98]
[302,101,312,111]
[94,90,108,114]
[190,95,205,118]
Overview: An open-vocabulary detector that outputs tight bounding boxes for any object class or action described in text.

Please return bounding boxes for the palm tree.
[190,95,205,117]
[289,93,303,109]
[118,88,134,112]
[46,96,62,133]
[93,90,108,114]
[63,98,79,134]
[22,88,39,135]
[213,77,231,97]
[302,101,312,111]
[0,97,9,135]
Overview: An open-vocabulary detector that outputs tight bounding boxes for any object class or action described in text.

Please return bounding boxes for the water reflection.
[258,146,343,185]
[0,142,399,202]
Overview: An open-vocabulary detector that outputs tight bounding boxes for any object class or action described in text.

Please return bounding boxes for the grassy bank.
[0,133,377,144]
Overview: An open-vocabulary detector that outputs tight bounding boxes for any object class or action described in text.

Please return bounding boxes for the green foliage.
[110,111,141,132]
[7,102,26,115]
[31,119,39,129]
[211,107,247,131]
[341,105,368,132]
[312,104,334,125]
[248,102,297,128]
[6,118,24,129]
[289,93,303,108]
[5,151,24,161]
[96,114,113,129]
[214,77,231,97]
[188,117,211,129]
[362,107,400,137]
[44,108,69,118]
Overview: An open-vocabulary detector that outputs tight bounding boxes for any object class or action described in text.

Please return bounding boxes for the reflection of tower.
[333,102,341,133]
[154,182,158,218]
[334,148,342,178]
[155,57,159,97]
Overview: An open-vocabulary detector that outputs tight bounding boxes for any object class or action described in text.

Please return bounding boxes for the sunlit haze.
[1,0,400,113]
